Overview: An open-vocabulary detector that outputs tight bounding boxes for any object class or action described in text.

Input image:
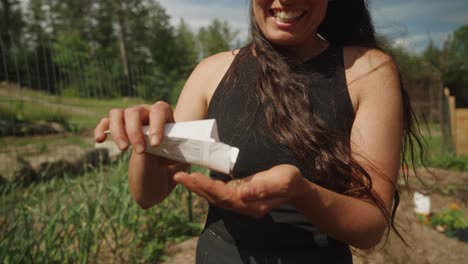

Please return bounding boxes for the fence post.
[449,94,457,154]
[455,109,468,155]
[441,88,454,153]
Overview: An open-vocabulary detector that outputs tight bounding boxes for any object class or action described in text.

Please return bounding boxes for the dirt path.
[161,237,198,264]
[160,169,468,264]
[352,191,468,264]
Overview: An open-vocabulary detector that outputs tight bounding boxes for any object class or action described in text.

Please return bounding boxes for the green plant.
[61,87,80,98]
[0,158,204,263]
[407,122,468,171]
[0,105,17,121]
[37,141,48,154]
[428,153,468,171]
[14,101,26,122]
[429,204,468,236]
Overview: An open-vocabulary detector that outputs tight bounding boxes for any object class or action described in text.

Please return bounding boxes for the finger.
[148,101,174,146]
[239,183,265,201]
[239,181,288,202]
[174,172,216,204]
[175,172,239,209]
[109,108,129,150]
[190,174,237,207]
[245,198,285,219]
[94,117,109,143]
[237,171,275,201]
[124,105,150,154]
[238,166,298,201]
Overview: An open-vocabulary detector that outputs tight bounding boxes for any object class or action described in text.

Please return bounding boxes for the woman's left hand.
[173,164,304,218]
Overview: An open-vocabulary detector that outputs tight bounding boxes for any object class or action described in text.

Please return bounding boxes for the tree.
[0,0,24,82]
[53,0,93,39]
[0,0,24,48]
[390,46,442,122]
[27,0,48,43]
[173,19,198,76]
[197,19,239,58]
[444,25,468,107]
[1,0,243,101]
[422,38,443,71]
[89,0,116,50]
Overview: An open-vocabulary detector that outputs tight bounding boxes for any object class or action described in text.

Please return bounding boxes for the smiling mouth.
[270,9,306,23]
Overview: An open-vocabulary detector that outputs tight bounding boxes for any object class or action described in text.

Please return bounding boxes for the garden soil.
[160,168,468,264]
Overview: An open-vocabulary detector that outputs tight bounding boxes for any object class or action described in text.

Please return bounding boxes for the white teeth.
[273,10,304,23]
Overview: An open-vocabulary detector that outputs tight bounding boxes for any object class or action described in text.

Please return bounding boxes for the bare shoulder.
[344,46,397,82]
[189,49,239,101]
[173,50,239,121]
[198,49,239,71]
[343,46,400,111]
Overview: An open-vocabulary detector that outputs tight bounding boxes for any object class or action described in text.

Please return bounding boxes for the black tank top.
[206,45,355,252]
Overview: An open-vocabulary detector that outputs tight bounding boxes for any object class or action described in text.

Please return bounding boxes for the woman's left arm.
[174,49,403,250]
[288,48,404,249]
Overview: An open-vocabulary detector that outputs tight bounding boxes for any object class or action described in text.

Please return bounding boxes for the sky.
[160,0,468,54]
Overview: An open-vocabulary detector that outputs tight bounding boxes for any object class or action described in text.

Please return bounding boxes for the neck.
[278,34,329,63]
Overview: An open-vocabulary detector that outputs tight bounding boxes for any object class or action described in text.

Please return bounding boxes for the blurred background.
[0,0,467,263]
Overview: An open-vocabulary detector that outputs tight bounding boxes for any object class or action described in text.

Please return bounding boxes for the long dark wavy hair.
[240,0,426,243]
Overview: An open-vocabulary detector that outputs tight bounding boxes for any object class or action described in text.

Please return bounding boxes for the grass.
[429,139,468,171]
[1,133,91,150]
[0,85,147,129]
[407,122,468,171]
[0,84,148,157]
[0,156,204,263]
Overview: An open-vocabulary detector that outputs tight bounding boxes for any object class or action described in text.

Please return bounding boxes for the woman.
[95,0,423,263]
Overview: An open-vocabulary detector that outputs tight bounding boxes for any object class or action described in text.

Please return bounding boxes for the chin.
[266,33,305,47]
[262,25,315,46]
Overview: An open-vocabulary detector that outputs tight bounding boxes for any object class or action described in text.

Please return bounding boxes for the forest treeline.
[393,25,468,107]
[0,0,467,107]
[0,0,239,103]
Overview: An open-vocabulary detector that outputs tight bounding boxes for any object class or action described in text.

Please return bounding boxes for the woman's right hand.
[94,101,180,208]
[94,101,174,154]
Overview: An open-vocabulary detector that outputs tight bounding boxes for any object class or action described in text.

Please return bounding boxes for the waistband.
[199,227,353,262]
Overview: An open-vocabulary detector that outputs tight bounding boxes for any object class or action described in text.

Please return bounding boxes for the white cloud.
[394,31,451,53]
[373,3,431,21]
[370,0,466,52]
[160,0,250,41]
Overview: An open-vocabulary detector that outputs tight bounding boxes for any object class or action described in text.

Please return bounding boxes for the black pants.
[196,229,353,264]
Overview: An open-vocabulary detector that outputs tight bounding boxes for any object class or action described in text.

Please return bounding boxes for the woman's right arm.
[94,51,237,209]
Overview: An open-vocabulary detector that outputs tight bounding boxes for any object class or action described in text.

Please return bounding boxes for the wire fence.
[0,27,207,229]
[441,88,468,155]
[403,73,444,124]
[0,31,154,99]
[0,30,184,191]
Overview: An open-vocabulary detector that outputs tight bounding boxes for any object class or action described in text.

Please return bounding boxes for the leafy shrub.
[428,153,468,171]
[429,203,468,236]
